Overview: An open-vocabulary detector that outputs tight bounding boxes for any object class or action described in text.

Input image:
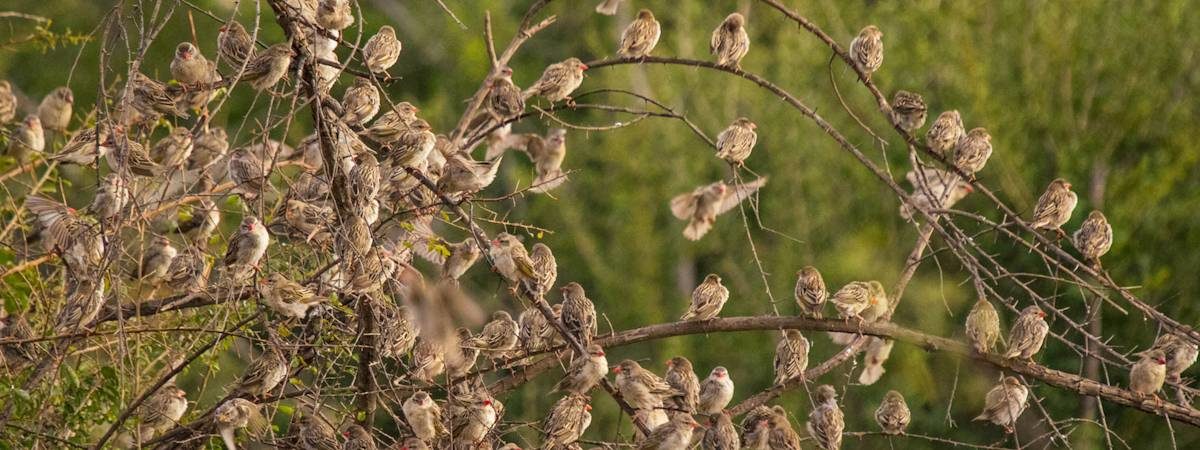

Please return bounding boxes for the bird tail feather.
[683,220,710,241]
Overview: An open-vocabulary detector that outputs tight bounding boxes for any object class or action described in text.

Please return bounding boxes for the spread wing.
[715,176,768,215]
[669,190,700,220]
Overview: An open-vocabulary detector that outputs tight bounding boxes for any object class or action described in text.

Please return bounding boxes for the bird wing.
[715,176,768,215]
[668,191,700,220]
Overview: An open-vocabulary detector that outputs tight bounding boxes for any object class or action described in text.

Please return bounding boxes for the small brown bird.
[1149,333,1198,383]
[438,153,503,195]
[1073,210,1113,265]
[739,406,774,449]
[701,411,738,450]
[259,273,325,320]
[541,393,591,449]
[953,127,993,177]
[241,43,294,91]
[874,390,910,435]
[376,303,418,359]
[38,86,74,131]
[974,377,1028,432]
[291,401,338,450]
[1005,305,1049,360]
[965,297,1001,353]
[54,277,105,332]
[470,311,520,358]
[682,274,729,321]
[710,13,750,69]
[441,238,481,280]
[218,21,255,68]
[665,357,700,415]
[530,243,558,296]
[402,391,448,443]
[521,128,569,193]
[766,407,802,450]
[215,398,267,450]
[105,135,161,177]
[348,151,382,201]
[0,80,16,125]
[830,281,874,321]
[553,344,608,394]
[714,117,757,166]
[560,282,598,345]
[134,236,178,283]
[806,385,845,450]
[363,26,402,73]
[165,251,209,293]
[7,115,45,162]
[619,10,661,58]
[1130,350,1167,398]
[614,359,677,412]
[342,77,381,126]
[223,216,270,279]
[594,0,623,15]
[890,90,927,133]
[848,25,883,80]
[924,110,964,157]
[171,42,219,85]
[857,337,894,385]
[489,233,540,294]
[129,72,185,119]
[50,125,114,166]
[448,392,499,445]
[523,58,589,103]
[341,424,377,450]
[637,414,700,450]
[229,146,269,199]
[25,195,98,258]
[316,0,354,30]
[697,366,733,415]
[518,307,550,352]
[364,102,421,143]
[386,119,436,167]
[1029,178,1078,233]
[151,127,194,169]
[234,347,289,397]
[189,127,230,170]
[773,330,809,385]
[485,66,525,123]
[794,266,828,319]
[900,167,973,220]
[120,384,188,446]
[669,177,768,241]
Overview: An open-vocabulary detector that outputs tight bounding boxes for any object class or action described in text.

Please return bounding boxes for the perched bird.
[560,282,598,345]
[385,119,436,167]
[470,311,520,357]
[438,153,503,195]
[37,86,74,131]
[223,216,270,279]
[190,127,230,170]
[234,347,289,397]
[521,128,569,193]
[806,385,844,450]
[342,77,381,126]
[681,274,729,321]
[965,298,1001,353]
[594,0,623,15]
[291,402,338,450]
[7,115,45,162]
[117,385,188,447]
[240,43,294,91]
[0,313,36,372]
[518,307,550,352]
[553,344,608,394]
[793,266,827,319]
[1029,178,1078,233]
[341,424,376,450]
[664,357,700,415]
[364,103,421,144]
[619,9,661,58]
[710,13,750,69]
[363,26,402,73]
[1073,210,1113,265]
[773,330,809,385]
[890,90,927,133]
[55,277,106,332]
[485,66,524,122]
[522,58,588,103]
[448,393,499,446]
[393,437,429,450]
[829,281,875,321]
[402,391,448,443]
[697,366,733,415]
[766,407,802,450]
[900,167,973,220]
[614,359,677,412]
[924,110,964,157]
[714,117,757,166]
[953,127,993,178]
[165,251,209,293]
[215,398,266,450]
[1131,350,1168,398]
[134,236,178,282]
[171,42,219,86]
[129,72,185,119]
[259,273,325,320]
[530,243,558,296]
[874,390,911,435]
[151,127,194,169]
[442,239,481,280]
[229,146,269,199]
[637,414,700,450]
[218,21,255,68]
[409,338,446,383]
[1004,305,1049,360]
[25,195,100,264]
[1149,333,1198,383]
[105,135,161,177]
[701,411,738,450]
[178,198,221,247]
[348,151,382,201]
[857,337,894,385]
[489,233,540,294]
[973,377,1028,432]
[0,80,16,125]
[376,304,418,360]
[740,406,774,450]
[669,177,768,240]
[316,0,354,30]
[541,393,591,449]
[50,125,114,166]
[848,25,883,79]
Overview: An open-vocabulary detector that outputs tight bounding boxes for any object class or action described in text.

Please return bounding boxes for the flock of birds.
[0,0,1192,449]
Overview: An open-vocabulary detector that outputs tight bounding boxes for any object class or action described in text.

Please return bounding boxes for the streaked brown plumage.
[215,398,267,450]
[223,216,270,276]
[530,243,558,296]
[470,310,519,357]
[1029,178,1077,232]
[681,274,729,321]
[1004,305,1049,360]
[614,359,676,414]
[485,66,524,122]
[664,356,700,415]
[669,177,768,241]
[38,86,73,131]
[1073,210,1113,264]
[234,347,289,397]
[701,411,738,450]
[636,414,699,450]
[402,391,448,443]
[806,385,844,450]
[962,298,1000,354]
[560,282,597,345]
[133,236,178,283]
[829,281,873,320]
[151,127,194,169]
[710,13,749,69]
[385,119,436,167]
[0,80,16,125]
[123,384,188,446]
[129,72,184,119]
[54,276,105,333]
[619,9,661,58]
[773,329,809,385]
[924,110,964,157]
[848,25,883,79]
[890,90,927,133]
[857,337,894,385]
[521,128,569,193]
[259,273,325,320]
[541,393,591,449]
[1149,333,1198,382]
[766,407,802,450]
[7,115,44,162]
[522,58,588,102]
[793,266,827,319]
[875,390,910,435]
[316,0,353,30]
[714,117,757,166]
[973,377,1028,432]
[553,344,608,394]
[165,251,209,293]
[342,77,381,126]
[900,167,973,220]
[953,127,992,177]
[218,21,255,68]
[363,26,401,73]
[229,146,269,199]
[342,424,377,450]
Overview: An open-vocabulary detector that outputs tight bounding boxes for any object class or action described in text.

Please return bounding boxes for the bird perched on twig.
[403,391,448,444]
[1004,305,1049,360]
[7,115,44,162]
[37,86,73,131]
[240,43,294,92]
[469,310,519,358]
[829,281,875,321]
[697,366,733,415]
[664,357,700,416]
[974,376,1028,433]
[234,347,289,397]
[900,167,973,221]
[681,274,729,321]
[773,329,809,385]
[341,424,377,450]
[739,406,774,449]
[218,21,255,69]
[636,413,700,450]
[619,9,661,59]
[874,390,910,435]
[259,273,326,320]
[516,128,569,193]
[151,127,194,169]
[223,216,270,281]
[924,110,964,158]
[890,90,926,133]
[485,66,524,123]
[541,393,591,449]
[1073,210,1113,266]
[171,42,219,86]
[342,77,381,126]
[363,26,401,73]
[522,58,588,103]
[701,410,738,450]
[953,127,993,179]
[710,13,750,69]
[49,124,115,166]
[614,359,677,417]
[116,384,189,448]
[669,177,768,241]
[848,25,883,80]
[806,385,844,450]
[1130,350,1167,399]
[766,406,802,450]
[128,72,187,120]
[714,117,757,166]
[965,297,1001,353]
[215,398,267,450]
[438,153,503,196]
[1029,178,1077,236]
[553,344,608,394]
[560,282,598,345]
[165,251,209,294]
[793,266,827,319]
[190,127,230,171]
[132,236,178,283]
[1147,333,1198,383]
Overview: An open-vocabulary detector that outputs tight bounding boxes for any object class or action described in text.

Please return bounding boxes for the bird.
[402,391,448,443]
[0,313,36,373]
[133,236,178,283]
[519,128,569,193]
[364,103,422,144]
[953,127,993,178]
[740,406,774,450]
[290,401,339,450]
[165,251,210,293]
[171,42,219,90]
[376,304,418,360]
[38,86,74,131]
[448,393,499,446]
[681,274,729,321]
[470,311,520,358]
[7,115,45,162]
[178,198,221,248]
[619,9,661,59]
[342,77,381,126]
[442,239,481,280]
[218,21,255,68]
[890,90,927,133]
[806,385,845,450]
[710,13,750,69]
[530,243,558,296]
[49,125,114,166]
[363,26,402,73]
[223,216,270,280]
[773,330,809,385]
[522,58,588,103]
[714,117,757,166]
[560,282,598,345]
[409,338,446,383]
[489,233,540,295]
[1073,210,1113,265]
[104,134,161,177]
[1131,350,1168,398]
[553,344,608,394]
[614,359,677,413]
[697,366,733,415]
[438,153,503,195]
[259,273,326,320]
[189,127,230,170]
[829,281,874,321]
[794,266,828,319]
[24,195,100,263]
[316,0,353,30]
[541,393,591,449]
[150,127,194,169]
[215,397,267,450]
[636,414,700,450]
[973,377,1028,433]
[241,43,294,91]
[900,167,973,220]
[518,307,550,353]
[924,110,964,157]
[348,151,382,201]
[1030,178,1078,234]
[664,357,700,416]
[965,297,1001,353]
[117,384,188,447]
[485,66,524,123]
[701,411,738,450]
[766,407,803,450]
[594,0,623,15]
[234,347,289,397]
[128,72,186,120]
[1004,305,1049,360]
[848,25,883,80]
[1148,333,1198,383]
[341,424,377,450]
[669,177,768,240]
[874,390,910,435]
[384,119,436,167]
[54,277,106,332]
[0,80,16,125]
[858,337,894,385]
[228,146,269,199]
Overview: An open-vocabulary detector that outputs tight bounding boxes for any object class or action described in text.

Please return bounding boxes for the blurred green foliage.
[1,0,1199,448]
